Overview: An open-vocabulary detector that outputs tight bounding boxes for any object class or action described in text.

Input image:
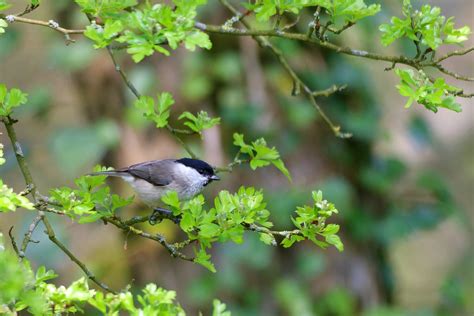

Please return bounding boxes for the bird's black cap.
[176,158,218,179]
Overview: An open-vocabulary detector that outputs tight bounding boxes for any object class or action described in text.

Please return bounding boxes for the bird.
[89,158,220,223]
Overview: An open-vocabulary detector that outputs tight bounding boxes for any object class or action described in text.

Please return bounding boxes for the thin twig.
[15,3,40,17]
[2,115,115,294]
[434,64,474,81]
[327,21,355,35]
[213,2,351,138]
[104,216,194,261]
[2,15,84,43]
[434,46,474,63]
[244,223,300,238]
[42,220,116,293]
[8,226,20,256]
[312,84,347,98]
[215,158,249,173]
[2,116,45,257]
[19,215,42,260]
[105,46,197,158]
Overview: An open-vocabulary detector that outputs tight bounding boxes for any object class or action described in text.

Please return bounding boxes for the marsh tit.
[90,158,220,208]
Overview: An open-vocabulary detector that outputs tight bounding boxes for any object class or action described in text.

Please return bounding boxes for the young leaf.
[233,133,292,181]
[178,111,220,135]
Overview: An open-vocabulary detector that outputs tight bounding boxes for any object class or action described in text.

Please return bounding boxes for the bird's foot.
[149,207,181,225]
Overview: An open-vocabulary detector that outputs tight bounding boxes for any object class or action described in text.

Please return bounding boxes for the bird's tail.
[88,170,127,177]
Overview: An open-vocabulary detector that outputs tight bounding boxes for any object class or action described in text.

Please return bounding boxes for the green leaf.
[325,234,344,251]
[184,30,212,51]
[161,190,180,209]
[248,0,379,24]
[321,223,340,236]
[134,93,175,128]
[281,234,304,248]
[0,179,35,212]
[74,0,137,16]
[395,69,462,113]
[0,143,5,165]
[194,247,216,273]
[212,299,231,316]
[272,159,292,182]
[199,223,220,239]
[0,18,7,34]
[0,85,28,116]
[178,111,220,135]
[259,232,276,246]
[380,2,470,49]
[233,133,292,181]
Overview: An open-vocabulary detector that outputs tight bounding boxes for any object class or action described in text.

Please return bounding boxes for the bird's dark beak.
[210,175,220,181]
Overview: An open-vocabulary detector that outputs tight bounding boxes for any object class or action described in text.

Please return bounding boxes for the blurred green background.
[0,0,473,315]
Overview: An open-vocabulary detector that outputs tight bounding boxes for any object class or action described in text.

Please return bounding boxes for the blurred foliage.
[0,0,472,315]
[0,233,230,315]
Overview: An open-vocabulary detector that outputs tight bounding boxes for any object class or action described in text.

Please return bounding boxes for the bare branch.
[435,46,474,63]
[434,64,474,81]
[2,15,84,43]
[312,84,347,98]
[19,215,42,260]
[8,226,20,256]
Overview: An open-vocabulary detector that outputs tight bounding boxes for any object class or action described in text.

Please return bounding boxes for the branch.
[104,216,194,261]
[195,22,419,67]
[244,223,300,238]
[435,46,474,63]
[2,115,115,294]
[8,226,20,256]
[18,214,42,260]
[214,1,351,138]
[2,116,43,256]
[2,14,84,43]
[105,46,198,158]
[312,84,347,98]
[433,64,474,82]
[14,3,40,17]
[42,218,116,293]
[327,21,355,35]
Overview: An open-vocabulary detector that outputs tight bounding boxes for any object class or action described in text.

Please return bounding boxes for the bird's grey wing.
[125,160,175,186]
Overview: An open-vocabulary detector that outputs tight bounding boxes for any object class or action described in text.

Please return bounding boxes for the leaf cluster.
[0,84,28,117]
[396,69,462,113]
[179,111,220,136]
[245,0,380,25]
[0,143,34,212]
[282,190,343,251]
[380,0,471,50]
[162,187,342,272]
[233,133,291,181]
[134,92,174,128]
[49,166,133,223]
[0,18,6,34]
[0,236,230,315]
[81,0,211,62]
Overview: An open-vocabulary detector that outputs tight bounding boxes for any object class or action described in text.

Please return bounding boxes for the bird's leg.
[149,207,181,225]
